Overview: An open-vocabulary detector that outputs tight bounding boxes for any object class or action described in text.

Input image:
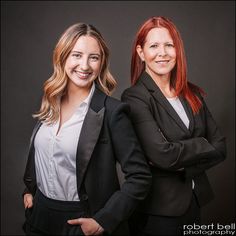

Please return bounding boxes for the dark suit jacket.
[121,71,226,216]
[23,86,152,235]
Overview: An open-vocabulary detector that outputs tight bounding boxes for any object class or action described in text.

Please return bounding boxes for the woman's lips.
[156,60,170,65]
[75,71,92,79]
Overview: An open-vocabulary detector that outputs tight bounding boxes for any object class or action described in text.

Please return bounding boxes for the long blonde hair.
[33,23,116,123]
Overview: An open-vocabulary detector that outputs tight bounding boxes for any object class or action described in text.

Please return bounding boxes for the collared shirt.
[34,83,95,201]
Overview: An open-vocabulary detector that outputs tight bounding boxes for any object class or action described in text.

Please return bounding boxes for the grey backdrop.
[1,1,235,235]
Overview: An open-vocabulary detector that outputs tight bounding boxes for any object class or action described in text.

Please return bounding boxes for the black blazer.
[23,86,152,235]
[121,71,226,216]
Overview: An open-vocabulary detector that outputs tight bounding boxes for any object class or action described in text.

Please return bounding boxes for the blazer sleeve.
[23,121,42,197]
[93,102,152,233]
[121,89,226,172]
[184,98,227,178]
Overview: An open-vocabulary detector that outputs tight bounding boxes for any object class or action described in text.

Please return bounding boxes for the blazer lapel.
[179,96,195,134]
[140,72,191,135]
[29,121,42,148]
[76,87,106,191]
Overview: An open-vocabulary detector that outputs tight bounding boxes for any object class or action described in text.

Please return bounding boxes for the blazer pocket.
[25,207,33,219]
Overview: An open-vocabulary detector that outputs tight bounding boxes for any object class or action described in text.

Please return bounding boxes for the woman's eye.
[150,44,158,48]
[90,56,99,61]
[166,44,174,47]
[72,53,81,58]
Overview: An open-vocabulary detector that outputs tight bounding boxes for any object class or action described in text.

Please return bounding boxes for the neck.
[63,82,92,107]
[146,70,175,98]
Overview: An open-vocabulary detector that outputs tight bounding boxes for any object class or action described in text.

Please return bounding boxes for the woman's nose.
[80,58,89,70]
[157,45,166,56]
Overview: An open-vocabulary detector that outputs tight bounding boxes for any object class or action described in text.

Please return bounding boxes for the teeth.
[75,71,91,78]
[157,61,168,63]
[157,61,169,64]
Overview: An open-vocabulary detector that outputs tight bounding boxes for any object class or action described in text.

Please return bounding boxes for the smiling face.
[65,35,101,91]
[137,27,176,81]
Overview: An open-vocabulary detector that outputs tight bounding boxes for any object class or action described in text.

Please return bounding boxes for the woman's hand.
[23,193,33,209]
[67,218,104,235]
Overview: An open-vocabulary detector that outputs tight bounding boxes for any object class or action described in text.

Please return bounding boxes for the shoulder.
[103,96,132,126]
[122,82,150,101]
[121,82,151,107]
[187,81,205,99]
[105,96,130,114]
[122,82,145,97]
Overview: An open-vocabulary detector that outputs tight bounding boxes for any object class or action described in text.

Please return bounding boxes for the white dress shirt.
[34,83,95,201]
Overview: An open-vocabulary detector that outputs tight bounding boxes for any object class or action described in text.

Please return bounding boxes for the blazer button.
[80,194,88,201]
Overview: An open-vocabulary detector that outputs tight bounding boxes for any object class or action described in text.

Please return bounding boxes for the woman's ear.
[136,45,145,62]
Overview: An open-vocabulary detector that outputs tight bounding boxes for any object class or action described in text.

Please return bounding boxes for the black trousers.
[129,192,201,236]
[23,189,90,236]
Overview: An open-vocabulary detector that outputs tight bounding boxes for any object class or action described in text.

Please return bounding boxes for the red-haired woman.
[121,16,226,236]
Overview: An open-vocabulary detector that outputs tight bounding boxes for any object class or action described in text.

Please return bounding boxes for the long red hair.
[131,16,205,114]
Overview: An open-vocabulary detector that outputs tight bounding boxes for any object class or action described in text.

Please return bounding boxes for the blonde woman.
[22,23,151,236]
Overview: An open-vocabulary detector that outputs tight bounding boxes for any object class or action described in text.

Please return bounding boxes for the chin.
[154,71,169,76]
[78,80,94,88]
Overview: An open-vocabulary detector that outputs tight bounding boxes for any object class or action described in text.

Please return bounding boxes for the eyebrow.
[149,41,174,44]
[71,50,101,56]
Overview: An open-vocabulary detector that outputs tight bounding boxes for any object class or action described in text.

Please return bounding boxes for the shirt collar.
[75,82,95,112]
[83,82,95,106]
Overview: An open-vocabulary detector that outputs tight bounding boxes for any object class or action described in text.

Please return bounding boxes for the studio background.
[1,1,235,235]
